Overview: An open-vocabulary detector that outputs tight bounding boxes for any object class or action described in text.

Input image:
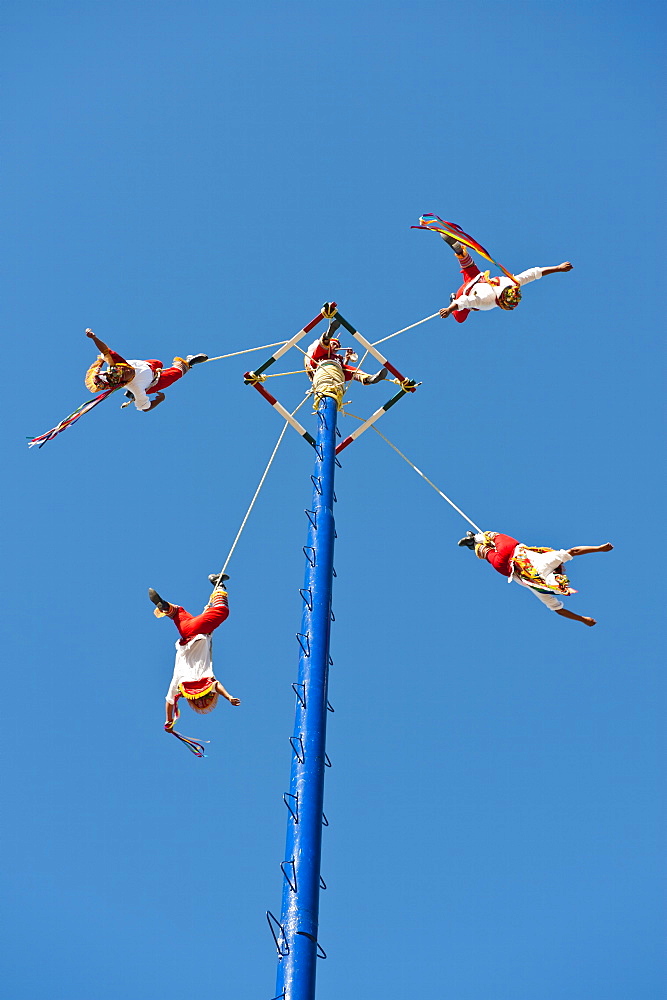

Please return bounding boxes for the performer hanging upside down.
[458,530,613,625]
[437,236,573,323]
[305,312,388,386]
[148,574,240,729]
[84,329,208,411]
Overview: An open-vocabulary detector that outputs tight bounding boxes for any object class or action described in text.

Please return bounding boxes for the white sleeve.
[452,292,495,310]
[515,267,543,286]
[529,588,564,612]
[453,292,477,310]
[132,386,151,411]
[454,284,498,312]
[166,672,179,705]
[554,549,573,564]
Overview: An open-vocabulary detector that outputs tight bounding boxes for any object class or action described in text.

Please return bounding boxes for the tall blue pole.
[274,395,338,1000]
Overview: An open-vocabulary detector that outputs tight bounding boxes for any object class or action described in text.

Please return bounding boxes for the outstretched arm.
[568,543,613,557]
[165,700,175,728]
[555,608,597,626]
[440,303,458,319]
[85,328,115,363]
[216,680,241,706]
[541,262,573,276]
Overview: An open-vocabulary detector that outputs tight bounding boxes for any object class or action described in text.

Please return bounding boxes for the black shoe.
[148,587,170,612]
[327,317,341,336]
[457,531,476,549]
[208,573,230,587]
[124,390,135,400]
[440,233,464,254]
[186,354,208,367]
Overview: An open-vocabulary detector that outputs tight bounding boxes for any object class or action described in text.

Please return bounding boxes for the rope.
[206,341,310,364]
[248,370,305,382]
[342,412,482,532]
[205,341,287,363]
[372,311,440,346]
[123,369,313,407]
[211,394,312,587]
[351,349,370,378]
[347,310,439,380]
[372,425,481,531]
[312,361,345,410]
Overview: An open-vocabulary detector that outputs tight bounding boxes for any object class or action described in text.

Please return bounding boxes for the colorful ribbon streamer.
[412,214,519,284]
[412,214,497,263]
[28,387,118,448]
[168,728,210,757]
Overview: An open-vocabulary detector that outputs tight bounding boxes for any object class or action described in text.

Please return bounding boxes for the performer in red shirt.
[148,574,240,729]
[84,329,208,412]
[458,530,613,625]
[304,316,387,385]
[437,235,572,324]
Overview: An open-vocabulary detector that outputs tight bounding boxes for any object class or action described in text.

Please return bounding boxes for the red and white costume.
[164,590,229,709]
[477,532,574,611]
[95,350,187,410]
[305,338,375,384]
[450,252,544,324]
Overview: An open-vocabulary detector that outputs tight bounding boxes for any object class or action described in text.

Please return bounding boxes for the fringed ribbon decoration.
[28,387,118,448]
[167,728,210,758]
[511,546,577,597]
[412,214,518,284]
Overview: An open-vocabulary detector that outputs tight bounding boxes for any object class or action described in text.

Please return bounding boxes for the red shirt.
[109,350,162,375]
[306,342,359,383]
[485,533,520,577]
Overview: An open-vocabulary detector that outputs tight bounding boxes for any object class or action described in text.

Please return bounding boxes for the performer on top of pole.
[458,530,613,626]
[148,574,240,730]
[438,235,573,323]
[305,312,387,386]
[84,329,208,412]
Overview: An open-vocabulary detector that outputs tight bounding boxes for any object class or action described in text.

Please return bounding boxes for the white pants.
[512,548,572,611]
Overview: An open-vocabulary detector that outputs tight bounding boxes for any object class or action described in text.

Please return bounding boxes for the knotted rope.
[312,360,345,410]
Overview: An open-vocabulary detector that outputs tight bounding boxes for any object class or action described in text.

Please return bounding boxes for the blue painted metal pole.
[274,395,338,1000]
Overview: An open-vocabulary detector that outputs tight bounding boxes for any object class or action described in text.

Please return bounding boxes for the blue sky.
[2,3,664,998]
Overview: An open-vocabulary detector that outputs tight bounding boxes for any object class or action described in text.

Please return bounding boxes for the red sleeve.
[108,349,128,365]
[309,342,330,362]
[486,533,520,576]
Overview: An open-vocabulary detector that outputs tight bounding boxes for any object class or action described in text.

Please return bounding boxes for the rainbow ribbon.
[412,214,496,262]
[412,214,518,283]
[168,728,210,757]
[28,387,118,448]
